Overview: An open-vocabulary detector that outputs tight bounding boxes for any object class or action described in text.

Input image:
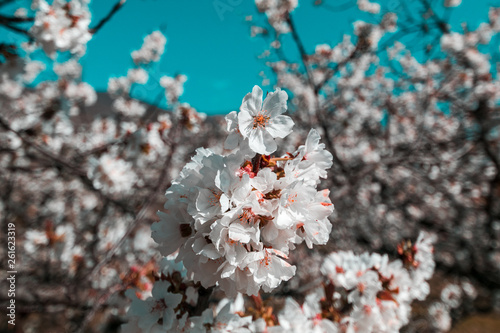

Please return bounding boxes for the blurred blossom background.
[1,0,500,332]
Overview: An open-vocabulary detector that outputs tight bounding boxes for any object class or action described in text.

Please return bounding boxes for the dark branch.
[0,22,30,36]
[0,115,134,215]
[0,14,34,23]
[89,0,126,34]
[286,14,316,91]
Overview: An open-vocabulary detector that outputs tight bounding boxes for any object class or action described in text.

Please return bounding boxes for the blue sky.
[83,0,362,114]
[1,0,497,114]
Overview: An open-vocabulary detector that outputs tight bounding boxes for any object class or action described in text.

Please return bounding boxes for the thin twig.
[1,22,30,36]
[286,14,316,92]
[89,0,126,34]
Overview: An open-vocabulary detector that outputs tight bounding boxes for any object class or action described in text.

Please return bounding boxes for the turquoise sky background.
[1,0,498,114]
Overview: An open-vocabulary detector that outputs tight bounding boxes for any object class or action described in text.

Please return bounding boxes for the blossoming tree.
[0,0,498,332]
[249,0,500,330]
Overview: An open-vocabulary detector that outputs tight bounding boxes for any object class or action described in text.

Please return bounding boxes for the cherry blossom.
[2,0,499,331]
[30,0,92,57]
[237,85,293,155]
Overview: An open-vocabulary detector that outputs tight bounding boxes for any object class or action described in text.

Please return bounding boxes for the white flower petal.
[240,85,263,116]
[238,110,254,138]
[224,131,240,150]
[225,110,238,131]
[228,223,251,243]
[305,128,321,152]
[267,115,294,138]
[262,88,288,117]
[249,128,277,155]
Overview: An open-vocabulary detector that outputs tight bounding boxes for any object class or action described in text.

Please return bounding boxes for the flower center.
[151,299,167,313]
[260,252,272,268]
[238,208,256,224]
[253,113,270,129]
[208,189,222,206]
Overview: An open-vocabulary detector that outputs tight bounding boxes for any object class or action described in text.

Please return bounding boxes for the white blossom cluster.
[263,232,436,333]
[122,259,195,333]
[152,85,334,297]
[107,31,168,117]
[132,30,168,65]
[439,22,496,76]
[315,232,437,333]
[0,20,207,331]
[108,66,149,117]
[255,0,298,34]
[160,74,187,105]
[428,280,478,332]
[124,231,436,333]
[30,0,92,57]
[87,153,138,195]
[252,233,437,333]
[176,102,207,134]
[123,259,260,333]
[357,0,381,14]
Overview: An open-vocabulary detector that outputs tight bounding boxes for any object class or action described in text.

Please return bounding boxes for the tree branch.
[90,0,126,34]
[0,115,134,215]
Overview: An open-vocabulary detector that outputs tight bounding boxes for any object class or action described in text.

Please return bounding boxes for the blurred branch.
[286,14,315,91]
[0,14,33,37]
[286,13,354,181]
[473,100,500,245]
[420,0,450,34]
[0,22,30,36]
[76,284,124,333]
[0,14,34,23]
[0,115,135,216]
[88,132,178,278]
[89,200,110,264]
[80,121,185,332]
[90,0,126,34]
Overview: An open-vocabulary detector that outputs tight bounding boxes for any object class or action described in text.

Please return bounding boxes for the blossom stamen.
[208,189,222,207]
[253,113,270,129]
